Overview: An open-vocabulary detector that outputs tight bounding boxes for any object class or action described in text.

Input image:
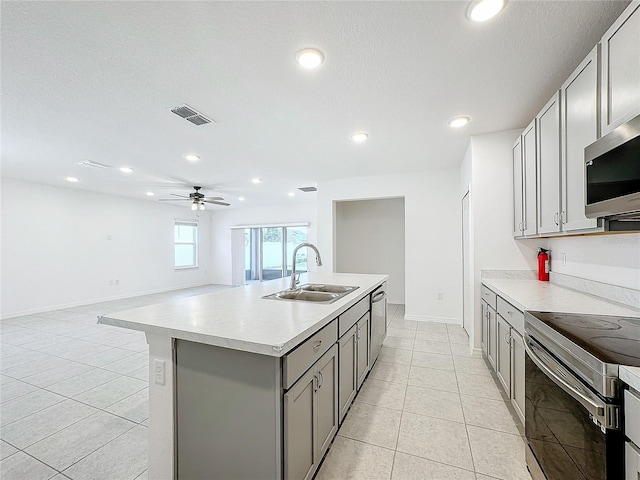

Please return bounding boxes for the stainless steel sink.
[262,284,358,304]
[300,284,358,294]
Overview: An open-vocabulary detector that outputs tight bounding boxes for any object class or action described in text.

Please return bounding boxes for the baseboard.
[1,282,227,319]
[472,347,483,356]
[403,314,461,325]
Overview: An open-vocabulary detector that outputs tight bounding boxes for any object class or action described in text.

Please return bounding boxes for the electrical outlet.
[562,253,567,266]
[154,359,166,385]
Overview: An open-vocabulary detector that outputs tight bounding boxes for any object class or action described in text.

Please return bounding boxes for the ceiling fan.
[158,186,230,210]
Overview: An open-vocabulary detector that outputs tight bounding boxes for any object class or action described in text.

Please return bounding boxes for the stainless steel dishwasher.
[370,284,387,364]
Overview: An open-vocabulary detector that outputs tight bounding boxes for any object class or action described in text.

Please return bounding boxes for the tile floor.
[1,292,531,480]
[0,285,229,480]
[315,304,532,480]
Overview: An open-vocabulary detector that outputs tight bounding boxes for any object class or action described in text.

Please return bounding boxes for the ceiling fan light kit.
[159,186,230,208]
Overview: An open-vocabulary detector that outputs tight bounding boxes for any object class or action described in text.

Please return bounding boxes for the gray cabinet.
[601,0,640,135]
[522,120,537,236]
[481,301,489,357]
[513,138,525,237]
[487,304,497,370]
[536,91,562,235]
[284,344,338,480]
[496,314,511,394]
[510,330,525,424]
[356,313,370,390]
[561,46,600,232]
[338,325,357,424]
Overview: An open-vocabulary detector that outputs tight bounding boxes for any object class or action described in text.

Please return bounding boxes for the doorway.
[462,191,471,335]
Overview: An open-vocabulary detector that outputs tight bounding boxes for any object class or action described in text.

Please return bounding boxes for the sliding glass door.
[243,225,308,283]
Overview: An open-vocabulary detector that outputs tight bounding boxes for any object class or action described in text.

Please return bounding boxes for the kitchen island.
[100,272,387,480]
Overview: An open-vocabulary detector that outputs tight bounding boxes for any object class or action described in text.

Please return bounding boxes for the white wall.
[463,130,539,349]
[209,202,317,285]
[335,198,405,304]
[1,178,214,317]
[317,170,462,323]
[547,234,640,290]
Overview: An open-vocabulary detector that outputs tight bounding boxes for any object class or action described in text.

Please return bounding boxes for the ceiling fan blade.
[203,200,230,206]
[158,198,190,201]
[203,196,224,201]
[170,193,190,198]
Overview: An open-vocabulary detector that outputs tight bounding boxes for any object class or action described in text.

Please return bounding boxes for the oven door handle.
[524,335,610,425]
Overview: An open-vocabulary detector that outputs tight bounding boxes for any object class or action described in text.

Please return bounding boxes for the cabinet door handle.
[356,325,361,340]
[504,331,511,345]
[317,371,324,389]
[312,340,322,351]
[554,213,559,225]
[313,375,318,392]
[561,211,566,224]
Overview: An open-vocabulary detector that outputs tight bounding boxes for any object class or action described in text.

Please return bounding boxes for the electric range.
[524,310,640,480]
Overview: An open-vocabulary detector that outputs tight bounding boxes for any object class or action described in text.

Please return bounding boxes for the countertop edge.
[100,275,388,357]
[621,366,640,392]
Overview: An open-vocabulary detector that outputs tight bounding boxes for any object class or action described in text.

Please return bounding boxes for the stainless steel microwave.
[585,113,640,219]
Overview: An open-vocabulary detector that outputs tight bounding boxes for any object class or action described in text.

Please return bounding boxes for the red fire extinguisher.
[538,248,550,281]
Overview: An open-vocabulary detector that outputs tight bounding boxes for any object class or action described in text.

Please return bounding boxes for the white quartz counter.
[481,278,640,318]
[100,272,387,357]
[621,366,640,392]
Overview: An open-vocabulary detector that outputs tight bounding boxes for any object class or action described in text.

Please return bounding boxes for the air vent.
[170,104,214,126]
[298,186,317,192]
[75,160,112,169]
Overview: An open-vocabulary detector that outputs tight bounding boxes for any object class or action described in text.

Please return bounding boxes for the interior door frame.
[461,188,471,336]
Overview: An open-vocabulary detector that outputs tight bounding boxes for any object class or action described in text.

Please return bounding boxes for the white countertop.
[482,278,640,386]
[481,278,640,318]
[100,272,387,357]
[621,366,640,393]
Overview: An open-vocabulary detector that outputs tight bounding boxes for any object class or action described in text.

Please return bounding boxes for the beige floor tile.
[416,322,448,333]
[461,395,521,435]
[391,452,476,480]
[389,319,417,331]
[407,366,458,393]
[387,328,416,340]
[368,361,410,384]
[396,412,473,471]
[339,403,401,449]
[414,329,449,342]
[467,425,531,480]
[413,339,451,355]
[411,352,454,371]
[456,372,506,401]
[453,356,493,377]
[378,347,412,366]
[316,436,394,480]
[449,343,474,356]
[355,379,406,411]
[383,337,415,351]
[448,331,470,345]
[403,385,464,423]
[0,451,57,480]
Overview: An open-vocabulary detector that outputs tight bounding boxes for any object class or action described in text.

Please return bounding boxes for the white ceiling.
[1,1,629,209]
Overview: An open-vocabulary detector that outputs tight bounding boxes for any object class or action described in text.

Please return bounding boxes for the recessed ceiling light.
[66,176,79,183]
[238,196,245,201]
[288,192,295,197]
[251,178,262,184]
[184,154,200,162]
[467,0,506,22]
[351,132,369,143]
[448,116,470,128]
[146,192,155,196]
[119,167,133,173]
[295,48,325,69]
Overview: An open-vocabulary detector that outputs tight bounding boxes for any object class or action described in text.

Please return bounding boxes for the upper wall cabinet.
[512,138,524,237]
[601,0,640,135]
[536,92,562,235]
[522,120,537,237]
[561,46,600,232]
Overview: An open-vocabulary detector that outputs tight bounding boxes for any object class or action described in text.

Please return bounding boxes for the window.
[243,225,308,282]
[175,221,198,268]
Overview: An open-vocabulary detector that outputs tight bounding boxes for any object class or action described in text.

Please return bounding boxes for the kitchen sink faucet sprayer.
[290,243,322,290]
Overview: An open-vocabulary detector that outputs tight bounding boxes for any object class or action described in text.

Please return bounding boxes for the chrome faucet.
[290,242,323,290]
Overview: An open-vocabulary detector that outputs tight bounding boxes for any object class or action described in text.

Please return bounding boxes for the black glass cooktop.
[527,311,640,366]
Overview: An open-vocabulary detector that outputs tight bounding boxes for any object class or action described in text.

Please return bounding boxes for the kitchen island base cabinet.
[356,313,370,390]
[285,345,338,480]
[175,340,282,480]
[338,326,357,424]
